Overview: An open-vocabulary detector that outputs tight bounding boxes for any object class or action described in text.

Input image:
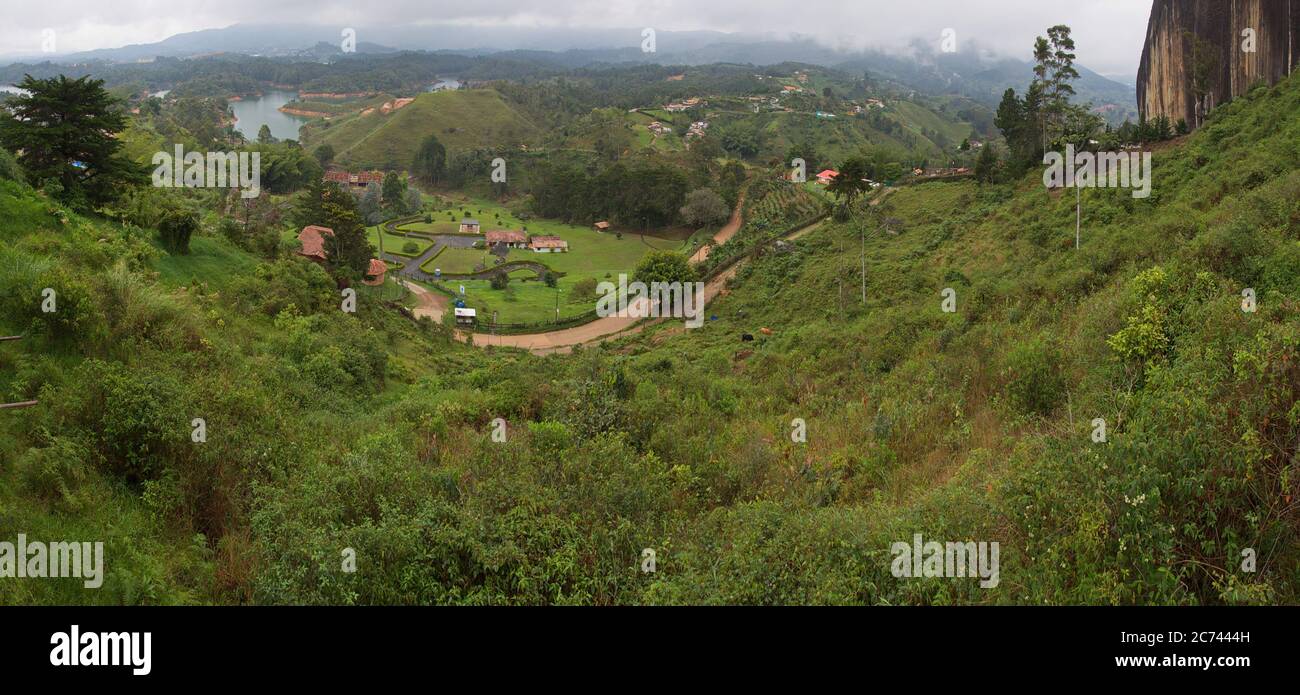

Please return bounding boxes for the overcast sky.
[1,0,1153,79]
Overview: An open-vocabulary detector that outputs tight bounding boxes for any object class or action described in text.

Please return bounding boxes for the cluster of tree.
[1115,115,1188,144]
[220,189,284,258]
[992,25,1101,177]
[530,159,690,228]
[246,141,323,193]
[679,188,731,228]
[293,178,374,277]
[357,171,423,224]
[151,96,233,148]
[0,74,147,209]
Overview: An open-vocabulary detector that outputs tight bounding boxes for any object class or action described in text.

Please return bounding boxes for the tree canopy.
[0,74,145,207]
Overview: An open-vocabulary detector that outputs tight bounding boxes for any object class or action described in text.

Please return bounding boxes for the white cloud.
[0,0,1151,75]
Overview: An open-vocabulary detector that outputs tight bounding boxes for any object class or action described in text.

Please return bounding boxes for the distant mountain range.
[3,22,1138,122]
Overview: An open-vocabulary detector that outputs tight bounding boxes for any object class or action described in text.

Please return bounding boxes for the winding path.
[688,190,746,265]
[398,186,895,354]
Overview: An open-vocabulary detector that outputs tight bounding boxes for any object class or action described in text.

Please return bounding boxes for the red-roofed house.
[364,258,387,286]
[529,235,569,253]
[815,169,839,185]
[323,170,386,188]
[485,230,527,248]
[297,225,334,262]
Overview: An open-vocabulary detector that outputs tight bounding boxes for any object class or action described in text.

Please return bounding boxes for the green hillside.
[301,89,542,170]
[2,71,1298,606]
[744,103,969,165]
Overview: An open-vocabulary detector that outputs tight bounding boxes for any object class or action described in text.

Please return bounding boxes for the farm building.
[297,225,334,262]
[529,236,569,253]
[459,219,481,234]
[323,170,384,188]
[485,230,527,249]
[815,169,839,185]
[454,307,477,327]
[363,258,387,286]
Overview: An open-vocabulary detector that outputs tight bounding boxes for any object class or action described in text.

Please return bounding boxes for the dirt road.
[442,219,821,354]
[688,191,745,265]
[400,190,842,354]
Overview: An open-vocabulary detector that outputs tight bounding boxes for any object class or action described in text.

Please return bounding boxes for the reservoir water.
[230,90,308,142]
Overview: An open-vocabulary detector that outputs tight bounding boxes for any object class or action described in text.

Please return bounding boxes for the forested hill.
[1,70,1297,605]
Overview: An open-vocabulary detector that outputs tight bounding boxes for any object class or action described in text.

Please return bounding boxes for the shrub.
[0,146,24,183]
[1003,336,1067,417]
[158,210,199,255]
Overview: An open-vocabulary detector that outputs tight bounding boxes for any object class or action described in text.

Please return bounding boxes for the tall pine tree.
[0,74,145,207]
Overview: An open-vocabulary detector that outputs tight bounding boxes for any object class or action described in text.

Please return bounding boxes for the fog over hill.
[2,22,1137,119]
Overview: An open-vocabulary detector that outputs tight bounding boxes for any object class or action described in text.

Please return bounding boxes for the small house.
[363,258,387,286]
[459,218,481,234]
[297,225,334,262]
[593,221,611,232]
[454,307,477,327]
[815,169,839,185]
[485,229,527,249]
[529,236,569,253]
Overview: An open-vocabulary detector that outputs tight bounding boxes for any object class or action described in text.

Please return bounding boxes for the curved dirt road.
[402,218,825,355]
[688,191,745,265]
[400,188,858,354]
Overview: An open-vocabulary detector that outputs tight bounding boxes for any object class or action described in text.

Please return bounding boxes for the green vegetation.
[3,34,1298,608]
[446,275,591,324]
[302,90,540,170]
[0,75,145,208]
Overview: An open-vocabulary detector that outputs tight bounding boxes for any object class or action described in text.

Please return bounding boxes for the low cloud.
[1,0,1150,76]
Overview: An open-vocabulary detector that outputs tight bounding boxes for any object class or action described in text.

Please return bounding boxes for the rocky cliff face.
[1138,0,1298,127]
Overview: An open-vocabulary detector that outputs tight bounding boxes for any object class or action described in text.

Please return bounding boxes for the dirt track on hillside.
[688,190,746,265]
[401,187,856,354]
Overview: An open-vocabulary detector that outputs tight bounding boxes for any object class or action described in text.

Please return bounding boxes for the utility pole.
[1075,184,1081,250]
[860,225,866,304]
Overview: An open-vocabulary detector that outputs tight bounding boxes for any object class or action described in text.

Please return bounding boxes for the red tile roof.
[363,258,387,285]
[485,229,526,244]
[297,225,334,261]
[816,169,839,179]
[529,235,568,250]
